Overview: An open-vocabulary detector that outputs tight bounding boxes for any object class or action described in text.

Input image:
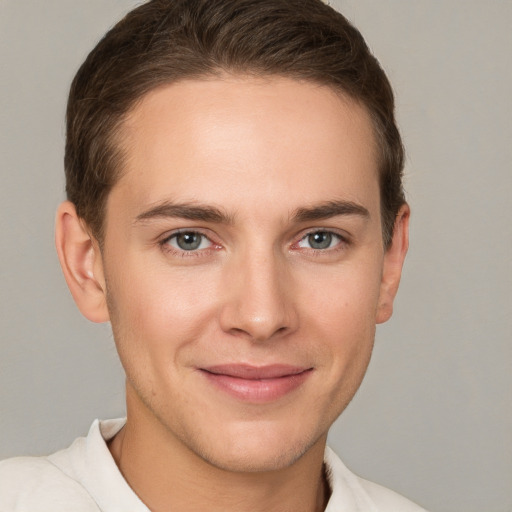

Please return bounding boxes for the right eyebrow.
[133,201,234,225]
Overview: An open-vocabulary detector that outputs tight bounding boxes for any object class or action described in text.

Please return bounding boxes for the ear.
[376,204,410,324]
[55,201,110,323]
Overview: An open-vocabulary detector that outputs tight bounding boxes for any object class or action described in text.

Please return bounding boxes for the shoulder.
[324,446,428,512]
[0,454,99,511]
[0,419,129,512]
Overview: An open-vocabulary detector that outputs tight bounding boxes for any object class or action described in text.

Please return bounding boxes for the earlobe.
[55,201,110,323]
[376,204,410,324]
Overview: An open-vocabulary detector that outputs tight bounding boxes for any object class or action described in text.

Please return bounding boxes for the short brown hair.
[65,0,405,247]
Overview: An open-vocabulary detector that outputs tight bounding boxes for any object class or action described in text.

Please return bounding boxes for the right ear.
[55,201,110,323]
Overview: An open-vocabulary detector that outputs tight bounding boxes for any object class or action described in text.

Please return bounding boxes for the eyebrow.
[134,199,369,226]
[134,201,233,224]
[291,200,370,223]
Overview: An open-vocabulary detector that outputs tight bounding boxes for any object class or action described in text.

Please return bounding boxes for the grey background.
[1,1,510,511]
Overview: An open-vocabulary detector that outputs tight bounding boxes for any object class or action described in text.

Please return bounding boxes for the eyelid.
[160,227,214,242]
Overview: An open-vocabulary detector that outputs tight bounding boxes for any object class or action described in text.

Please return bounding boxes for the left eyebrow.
[291,200,370,223]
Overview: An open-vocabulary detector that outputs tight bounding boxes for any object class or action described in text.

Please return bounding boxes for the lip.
[199,364,313,403]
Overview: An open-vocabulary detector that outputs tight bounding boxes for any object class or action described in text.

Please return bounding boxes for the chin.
[183,420,325,473]
[196,442,311,473]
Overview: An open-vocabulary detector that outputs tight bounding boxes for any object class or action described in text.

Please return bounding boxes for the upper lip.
[201,364,312,380]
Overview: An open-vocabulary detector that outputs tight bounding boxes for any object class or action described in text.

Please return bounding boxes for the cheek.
[105,257,221,366]
[297,261,381,382]
[299,260,382,330]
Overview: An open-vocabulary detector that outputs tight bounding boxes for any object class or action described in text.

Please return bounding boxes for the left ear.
[376,204,410,324]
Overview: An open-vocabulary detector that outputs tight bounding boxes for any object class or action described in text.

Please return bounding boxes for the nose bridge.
[220,243,296,341]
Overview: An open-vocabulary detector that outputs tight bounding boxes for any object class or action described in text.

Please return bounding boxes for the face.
[94,76,403,472]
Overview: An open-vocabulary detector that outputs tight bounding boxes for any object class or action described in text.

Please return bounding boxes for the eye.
[297,231,342,250]
[166,231,212,251]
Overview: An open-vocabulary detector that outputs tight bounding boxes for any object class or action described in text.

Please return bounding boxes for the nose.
[219,249,298,343]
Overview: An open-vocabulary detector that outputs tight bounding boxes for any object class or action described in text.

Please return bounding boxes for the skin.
[56,76,409,512]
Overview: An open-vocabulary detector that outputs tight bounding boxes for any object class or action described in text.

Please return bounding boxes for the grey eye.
[171,232,208,251]
[307,232,333,249]
[298,231,341,250]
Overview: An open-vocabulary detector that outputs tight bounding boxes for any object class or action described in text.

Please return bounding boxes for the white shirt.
[0,419,427,511]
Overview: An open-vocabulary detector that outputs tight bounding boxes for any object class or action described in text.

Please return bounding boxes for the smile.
[199,364,313,403]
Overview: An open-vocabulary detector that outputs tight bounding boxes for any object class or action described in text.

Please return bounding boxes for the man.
[0,0,426,510]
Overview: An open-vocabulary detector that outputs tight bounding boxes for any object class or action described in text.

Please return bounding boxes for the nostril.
[226,323,289,343]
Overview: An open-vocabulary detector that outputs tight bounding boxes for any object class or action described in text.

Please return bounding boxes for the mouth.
[199,364,313,403]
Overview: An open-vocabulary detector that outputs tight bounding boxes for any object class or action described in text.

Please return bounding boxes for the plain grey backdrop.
[1,1,511,511]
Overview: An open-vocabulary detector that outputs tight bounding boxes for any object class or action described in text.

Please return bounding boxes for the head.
[57,0,409,473]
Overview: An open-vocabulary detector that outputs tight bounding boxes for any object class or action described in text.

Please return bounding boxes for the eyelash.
[159,228,350,257]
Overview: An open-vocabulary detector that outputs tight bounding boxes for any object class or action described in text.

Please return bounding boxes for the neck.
[109,388,330,512]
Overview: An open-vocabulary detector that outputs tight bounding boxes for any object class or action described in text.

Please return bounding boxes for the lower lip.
[201,369,312,403]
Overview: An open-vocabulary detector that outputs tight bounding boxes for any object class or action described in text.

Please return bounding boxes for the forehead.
[113,76,380,221]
